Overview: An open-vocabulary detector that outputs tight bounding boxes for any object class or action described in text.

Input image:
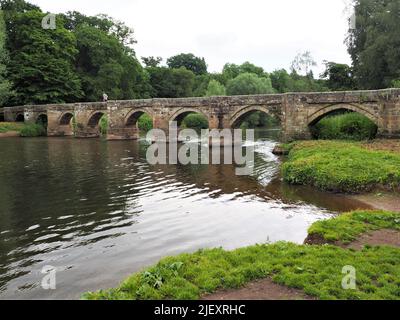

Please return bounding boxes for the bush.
[182,114,209,130]
[311,112,377,140]
[99,115,108,135]
[19,123,47,137]
[137,114,153,132]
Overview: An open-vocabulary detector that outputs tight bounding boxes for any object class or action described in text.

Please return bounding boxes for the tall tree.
[321,62,355,91]
[64,13,150,101]
[166,53,207,75]
[0,9,11,104]
[147,66,194,98]
[4,8,82,105]
[291,51,317,76]
[347,0,400,89]
[141,56,162,68]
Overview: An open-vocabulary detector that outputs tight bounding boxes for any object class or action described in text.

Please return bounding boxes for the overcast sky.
[29,0,353,76]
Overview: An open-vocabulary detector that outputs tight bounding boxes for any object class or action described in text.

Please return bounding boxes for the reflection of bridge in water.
[3,88,400,141]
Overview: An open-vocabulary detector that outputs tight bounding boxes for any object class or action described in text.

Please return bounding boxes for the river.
[0,130,371,299]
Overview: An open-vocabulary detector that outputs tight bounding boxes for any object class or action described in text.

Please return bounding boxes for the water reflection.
[0,130,371,299]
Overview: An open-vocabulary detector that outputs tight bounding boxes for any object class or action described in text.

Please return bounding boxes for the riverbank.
[282,140,400,194]
[0,122,47,137]
[83,210,400,300]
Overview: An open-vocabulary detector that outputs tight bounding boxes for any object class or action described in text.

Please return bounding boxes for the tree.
[0,9,11,104]
[4,10,82,105]
[147,67,195,98]
[141,56,162,68]
[321,61,355,91]
[71,16,150,101]
[291,51,317,76]
[167,53,207,75]
[226,73,274,96]
[222,62,268,84]
[347,0,400,89]
[205,80,226,96]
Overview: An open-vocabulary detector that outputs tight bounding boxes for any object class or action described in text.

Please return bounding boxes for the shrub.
[99,115,108,135]
[311,112,377,140]
[137,114,153,132]
[19,123,47,137]
[182,114,209,130]
[0,122,23,133]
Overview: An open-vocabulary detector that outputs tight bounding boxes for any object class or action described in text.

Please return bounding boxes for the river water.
[0,130,371,299]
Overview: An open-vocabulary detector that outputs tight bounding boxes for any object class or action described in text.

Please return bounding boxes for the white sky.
[29,0,353,76]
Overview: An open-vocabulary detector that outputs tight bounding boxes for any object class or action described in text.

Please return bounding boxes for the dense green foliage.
[311,112,377,140]
[270,69,328,93]
[4,9,82,105]
[205,80,226,97]
[0,9,11,104]
[321,62,355,91]
[282,141,400,193]
[99,114,108,135]
[238,111,280,129]
[166,53,207,75]
[137,114,153,132]
[19,123,46,137]
[347,0,400,89]
[83,210,400,300]
[226,73,273,95]
[146,67,195,98]
[308,210,400,243]
[181,114,209,130]
[1,0,399,106]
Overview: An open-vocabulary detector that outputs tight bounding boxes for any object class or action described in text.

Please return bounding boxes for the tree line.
[0,0,399,107]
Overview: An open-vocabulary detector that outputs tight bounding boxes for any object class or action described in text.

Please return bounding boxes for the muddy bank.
[0,131,19,138]
[202,278,315,300]
[351,193,400,212]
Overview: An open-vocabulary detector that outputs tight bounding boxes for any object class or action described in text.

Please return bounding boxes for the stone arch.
[308,103,379,126]
[229,105,282,128]
[59,112,74,125]
[169,108,210,127]
[36,113,48,127]
[125,108,154,127]
[87,111,105,128]
[15,113,25,122]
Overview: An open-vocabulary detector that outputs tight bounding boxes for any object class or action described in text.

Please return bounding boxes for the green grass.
[311,112,377,141]
[282,141,400,193]
[0,122,24,133]
[19,123,47,137]
[308,210,400,243]
[83,210,400,301]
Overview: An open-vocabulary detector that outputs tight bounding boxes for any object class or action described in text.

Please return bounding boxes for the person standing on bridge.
[102,92,108,102]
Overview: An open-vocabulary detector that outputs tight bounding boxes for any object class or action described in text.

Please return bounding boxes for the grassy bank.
[83,210,400,300]
[0,122,47,137]
[308,210,400,243]
[282,141,400,193]
[0,122,23,133]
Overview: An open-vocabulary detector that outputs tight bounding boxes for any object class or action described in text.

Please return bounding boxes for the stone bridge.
[3,88,400,141]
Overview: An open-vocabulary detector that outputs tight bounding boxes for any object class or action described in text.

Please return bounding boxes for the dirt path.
[343,229,400,250]
[201,278,315,300]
